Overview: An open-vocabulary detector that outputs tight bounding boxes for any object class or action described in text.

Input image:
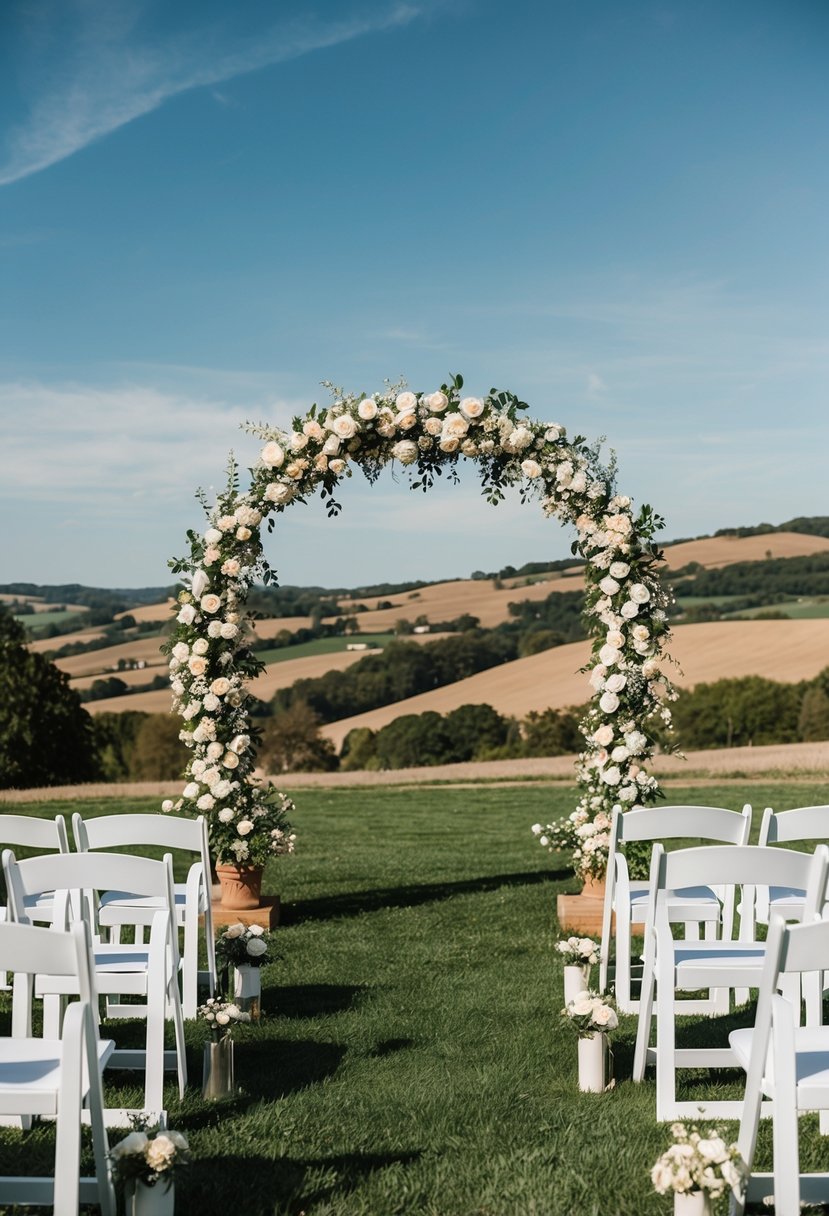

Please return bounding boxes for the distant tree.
[90,712,149,781]
[518,629,566,657]
[798,686,829,742]
[672,676,802,750]
[521,707,583,756]
[374,712,454,769]
[340,727,379,771]
[129,714,190,780]
[0,604,99,788]
[259,703,338,773]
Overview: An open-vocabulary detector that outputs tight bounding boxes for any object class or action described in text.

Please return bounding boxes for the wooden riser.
[556,893,612,936]
[209,896,281,930]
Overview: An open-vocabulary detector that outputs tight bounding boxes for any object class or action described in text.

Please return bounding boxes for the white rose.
[237,820,254,836]
[204,528,222,545]
[599,644,621,666]
[177,603,197,625]
[289,432,309,452]
[196,793,215,811]
[331,414,358,440]
[191,569,210,600]
[218,808,234,823]
[357,398,378,420]
[599,691,620,713]
[391,440,418,465]
[507,426,533,451]
[183,782,200,799]
[609,562,630,579]
[264,482,294,505]
[395,391,417,414]
[602,766,621,786]
[605,673,626,693]
[588,664,607,691]
[621,601,639,619]
[322,434,341,456]
[592,1004,617,1029]
[188,655,207,676]
[172,642,189,661]
[424,417,443,436]
[236,526,252,542]
[610,745,629,763]
[459,396,484,419]
[397,411,418,430]
[223,751,240,769]
[571,470,587,493]
[629,583,651,604]
[210,677,231,696]
[442,413,469,439]
[631,624,650,642]
[303,419,324,440]
[521,458,542,478]
[201,594,222,615]
[544,425,562,442]
[599,577,620,596]
[439,436,460,453]
[606,629,625,649]
[426,391,449,412]
[626,730,647,755]
[189,638,207,656]
[329,458,346,475]
[592,725,614,746]
[220,622,238,640]
[246,937,268,957]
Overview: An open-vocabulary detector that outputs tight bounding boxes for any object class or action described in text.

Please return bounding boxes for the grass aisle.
[2,781,827,1214]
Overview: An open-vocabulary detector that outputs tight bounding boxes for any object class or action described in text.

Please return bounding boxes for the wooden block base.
[209,896,280,930]
[556,893,612,936]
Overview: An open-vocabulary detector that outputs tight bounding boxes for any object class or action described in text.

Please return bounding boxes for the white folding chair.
[3,849,187,1127]
[72,811,216,1019]
[632,843,828,1120]
[750,804,829,928]
[599,804,752,1013]
[0,919,115,1216]
[730,915,829,1216]
[0,814,70,951]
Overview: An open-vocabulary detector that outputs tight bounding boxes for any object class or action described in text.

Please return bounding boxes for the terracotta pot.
[215,863,264,909]
[580,874,606,899]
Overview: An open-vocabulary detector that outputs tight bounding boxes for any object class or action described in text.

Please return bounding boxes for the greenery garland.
[164,375,676,878]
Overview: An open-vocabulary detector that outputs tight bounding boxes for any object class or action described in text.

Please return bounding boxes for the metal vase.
[202,1036,235,1100]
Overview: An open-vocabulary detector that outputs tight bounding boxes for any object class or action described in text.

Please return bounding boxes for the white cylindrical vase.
[127,1179,175,1216]
[577,1032,607,1093]
[233,963,262,1021]
[674,1192,713,1216]
[563,964,589,1006]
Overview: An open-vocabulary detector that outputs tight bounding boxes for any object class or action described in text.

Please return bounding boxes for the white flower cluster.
[168,377,675,882]
[556,936,600,966]
[109,1128,190,1185]
[561,989,619,1037]
[198,996,251,1039]
[651,1123,746,1200]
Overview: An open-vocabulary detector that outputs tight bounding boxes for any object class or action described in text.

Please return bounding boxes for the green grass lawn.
[17,608,89,632]
[255,634,395,664]
[1,781,827,1214]
[723,598,829,620]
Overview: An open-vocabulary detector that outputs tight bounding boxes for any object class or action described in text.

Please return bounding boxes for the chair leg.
[55,1004,85,1216]
[83,1004,115,1216]
[632,942,656,1081]
[772,1005,801,1216]
[168,978,188,1097]
[614,914,633,1010]
[655,959,678,1121]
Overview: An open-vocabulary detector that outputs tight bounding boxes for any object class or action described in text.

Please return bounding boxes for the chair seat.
[98,885,201,926]
[730,1025,829,1102]
[629,882,721,923]
[0,1037,114,1115]
[673,940,767,989]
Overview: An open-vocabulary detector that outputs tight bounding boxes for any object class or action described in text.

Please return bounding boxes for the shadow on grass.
[236,1038,347,1101]
[181,1149,423,1216]
[267,982,367,1019]
[282,867,570,925]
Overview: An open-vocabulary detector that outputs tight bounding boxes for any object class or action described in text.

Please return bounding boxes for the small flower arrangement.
[561,990,618,1037]
[215,922,272,969]
[110,1127,190,1190]
[651,1123,746,1202]
[557,936,601,967]
[198,996,251,1041]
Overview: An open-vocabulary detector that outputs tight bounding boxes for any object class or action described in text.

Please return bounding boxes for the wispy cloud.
[0,2,419,187]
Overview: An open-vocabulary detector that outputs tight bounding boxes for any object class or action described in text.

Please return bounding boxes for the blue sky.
[1,0,827,590]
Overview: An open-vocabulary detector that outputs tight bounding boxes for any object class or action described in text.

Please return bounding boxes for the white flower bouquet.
[110,1127,190,1190]
[651,1123,746,1202]
[215,922,273,970]
[197,996,251,1042]
[557,936,601,967]
[561,990,618,1038]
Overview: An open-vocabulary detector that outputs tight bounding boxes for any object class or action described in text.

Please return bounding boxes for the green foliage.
[672,676,803,749]
[339,727,380,771]
[90,712,149,780]
[0,605,100,789]
[129,715,191,781]
[670,552,829,599]
[798,685,829,741]
[521,708,583,756]
[373,712,456,769]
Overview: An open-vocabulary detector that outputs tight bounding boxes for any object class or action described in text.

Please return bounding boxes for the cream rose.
[459,395,484,419]
[261,441,285,468]
[264,482,294,504]
[322,435,341,456]
[331,414,358,440]
[521,458,542,478]
[629,583,651,604]
[303,419,324,440]
[200,594,221,614]
[424,417,443,436]
[442,413,469,439]
[395,391,417,414]
[439,436,460,453]
[357,398,378,420]
[599,691,620,713]
[426,390,449,412]
[391,440,418,465]
[187,655,207,676]
[210,677,231,696]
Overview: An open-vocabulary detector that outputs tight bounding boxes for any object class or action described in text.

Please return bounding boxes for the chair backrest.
[651,844,829,924]
[616,803,752,845]
[759,805,829,846]
[0,814,69,854]
[0,918,95,1005]
[3,848,181,973]
[73,812,209,879]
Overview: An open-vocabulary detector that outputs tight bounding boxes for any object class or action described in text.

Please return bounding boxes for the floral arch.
[163,375,676,879]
